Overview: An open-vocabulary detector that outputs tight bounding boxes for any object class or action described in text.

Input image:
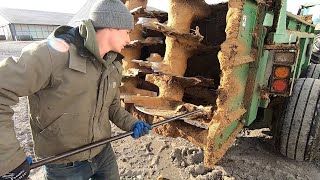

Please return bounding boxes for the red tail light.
[272,79,288,92]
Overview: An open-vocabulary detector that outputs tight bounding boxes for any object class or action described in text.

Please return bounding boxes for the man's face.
[96,28,131,55]
[109,29,131,53]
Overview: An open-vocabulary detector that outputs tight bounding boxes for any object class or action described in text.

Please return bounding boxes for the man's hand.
[0,157,32,180]
[131,121,152,139]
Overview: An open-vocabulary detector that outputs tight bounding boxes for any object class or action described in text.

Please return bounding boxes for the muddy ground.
[1,41,320,179]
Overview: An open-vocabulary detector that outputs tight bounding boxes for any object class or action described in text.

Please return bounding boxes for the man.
[0,0,151,179]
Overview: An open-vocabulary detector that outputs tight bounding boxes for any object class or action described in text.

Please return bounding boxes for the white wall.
[0,25,12,40]
[0,26,5,35]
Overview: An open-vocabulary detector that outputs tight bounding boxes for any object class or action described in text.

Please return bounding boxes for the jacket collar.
[51,24,124,68]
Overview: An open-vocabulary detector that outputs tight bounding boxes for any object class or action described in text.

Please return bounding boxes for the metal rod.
[30,109,201,169]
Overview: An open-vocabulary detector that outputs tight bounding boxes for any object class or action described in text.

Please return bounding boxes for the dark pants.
[44,143,120,180]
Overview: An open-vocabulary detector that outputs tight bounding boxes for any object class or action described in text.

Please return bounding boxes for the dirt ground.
[2,41,320,179]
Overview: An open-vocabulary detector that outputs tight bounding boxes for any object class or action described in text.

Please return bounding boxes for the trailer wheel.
[275,78,320,161]
[305,64,320,79]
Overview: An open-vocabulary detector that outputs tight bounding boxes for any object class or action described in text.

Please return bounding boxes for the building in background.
[0,7,74,41]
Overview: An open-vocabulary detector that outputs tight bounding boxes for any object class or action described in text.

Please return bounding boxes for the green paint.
[212,0,257,145]
[238,0,257,52]
[211,0,258,147]
[246,50,269,126]
[214,121,239,150]
[301,40,314,71]
[260,98,270,109]
[227,0,257,112]
[296,38,311,78]
[263,12,274,27]
[275,0,288,36]
[300,24,307,32]
[229,64,250,112]
[270,0,316,43]
[287,20,298,30]
[238,1,269,126]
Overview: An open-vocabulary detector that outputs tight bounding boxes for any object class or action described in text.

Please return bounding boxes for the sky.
[0,0,318,15]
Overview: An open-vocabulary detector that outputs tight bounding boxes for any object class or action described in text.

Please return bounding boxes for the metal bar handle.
[30,109,201,169]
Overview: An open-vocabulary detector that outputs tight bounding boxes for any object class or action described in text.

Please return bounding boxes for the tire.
[276,78,320,161]
[311,54,320,64]
[311,34,320,63]
[305,64,320,79]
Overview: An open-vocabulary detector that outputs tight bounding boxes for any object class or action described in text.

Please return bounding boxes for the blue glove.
[131,121,152,139]
[0,156,32,180]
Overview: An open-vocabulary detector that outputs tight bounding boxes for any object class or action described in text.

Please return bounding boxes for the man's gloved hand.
[0,156,32,180]
[131,121,152,139]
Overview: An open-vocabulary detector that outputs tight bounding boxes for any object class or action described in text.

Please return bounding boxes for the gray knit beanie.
[89,0,134,30]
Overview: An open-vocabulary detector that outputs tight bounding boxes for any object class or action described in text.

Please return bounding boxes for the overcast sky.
[0,0,318,14]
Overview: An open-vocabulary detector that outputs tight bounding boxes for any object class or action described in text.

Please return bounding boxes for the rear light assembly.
[270,65,291,95]
[268,50,297,96]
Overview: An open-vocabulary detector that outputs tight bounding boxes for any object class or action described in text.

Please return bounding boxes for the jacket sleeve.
[109,89,138,132]
[0,42,52,175]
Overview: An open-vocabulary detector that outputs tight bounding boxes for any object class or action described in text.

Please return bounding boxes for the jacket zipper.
[89,62,103,158]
